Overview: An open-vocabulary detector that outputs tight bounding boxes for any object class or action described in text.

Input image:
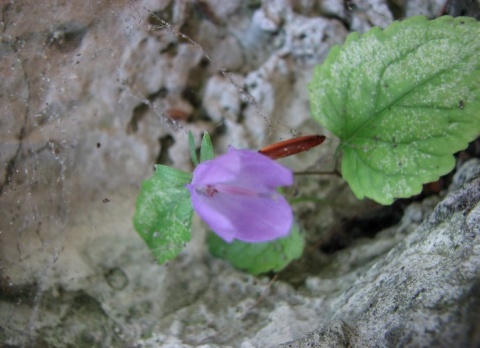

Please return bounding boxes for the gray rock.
[282,159,480,347]
[405,0,446,18]
[1,1,479,347]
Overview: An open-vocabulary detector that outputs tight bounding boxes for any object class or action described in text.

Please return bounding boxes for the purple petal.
[228,147,293,190]
[189,185,292,242]
[187,146,294,243]
[187,183,237,241]
[192,147,293,191]
[191,151,241,186]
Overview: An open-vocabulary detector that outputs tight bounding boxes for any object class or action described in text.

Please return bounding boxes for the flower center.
[204,185,218,197]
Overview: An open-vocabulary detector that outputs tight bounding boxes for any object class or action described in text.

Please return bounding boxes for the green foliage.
[208,225,304,275]
[188,130,198,166]
[309,16,480,204]
[133,165,193,264]
[200,131,214,162]
[188,131,214,165]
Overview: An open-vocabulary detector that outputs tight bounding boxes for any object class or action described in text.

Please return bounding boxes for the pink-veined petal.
[187,184,237,242]
[191,154,240,186]
[227,147,293,191]
[188,146,294,243]
[191,187,292,242]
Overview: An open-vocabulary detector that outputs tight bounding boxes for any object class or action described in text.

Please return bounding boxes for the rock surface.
[281,159,480,348]
[0,1,479,347]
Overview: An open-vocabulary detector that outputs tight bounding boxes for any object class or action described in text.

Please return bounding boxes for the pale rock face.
[348,0,393,32]
[406,0,447,18]
[0,1,478,347]
[282,159,480,348]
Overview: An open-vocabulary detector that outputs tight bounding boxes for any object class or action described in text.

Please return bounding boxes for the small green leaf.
[309,16,480,204]
[200,131,214,162]
[133,165,193,264]
[188,130,198,166]
[207,225,304,275]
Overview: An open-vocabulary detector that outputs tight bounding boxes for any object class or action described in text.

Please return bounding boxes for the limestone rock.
[1,1,479,347]
[282,160,480,347]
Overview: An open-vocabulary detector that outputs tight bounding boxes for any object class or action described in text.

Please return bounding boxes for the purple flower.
[186,146,294,243]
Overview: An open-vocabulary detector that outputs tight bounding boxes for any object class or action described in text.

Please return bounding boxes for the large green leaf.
[133,165,193,264]
[309,16,480,204]
[208,225,304,275]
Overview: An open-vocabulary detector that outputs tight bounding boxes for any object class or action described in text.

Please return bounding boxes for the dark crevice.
[0,126,25,195]
[316,135,480,256]
[127,103,149,134]
[386,0,405,20]
[184,60,208,104]
[160,41,177,55]
[0,275,37,304]
[1,41,31,194]
[319,200,407,254]
[182,87,201,109]
[1,2,13,33]
[178,10,202,41]
[446,0,480,18]
[148,2,175,28]
[151,87,168,100]
[46,22,88,53]
[156,135,175,165]
[126,87,168,134]
[0,148,20,195]
[193,0,223,26]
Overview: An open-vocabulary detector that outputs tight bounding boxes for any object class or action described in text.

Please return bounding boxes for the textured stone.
[348,0,393,33]
[406,0,447,18]
[1,1,479,347]
[281,160,480,347]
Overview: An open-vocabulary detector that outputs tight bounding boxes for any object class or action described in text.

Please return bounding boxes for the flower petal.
[187,184,236,242]
[191,153,240,186]
[192,147,293,191]
[188,146,294,243]
[229,147,293,191]
[190,186,293,243]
